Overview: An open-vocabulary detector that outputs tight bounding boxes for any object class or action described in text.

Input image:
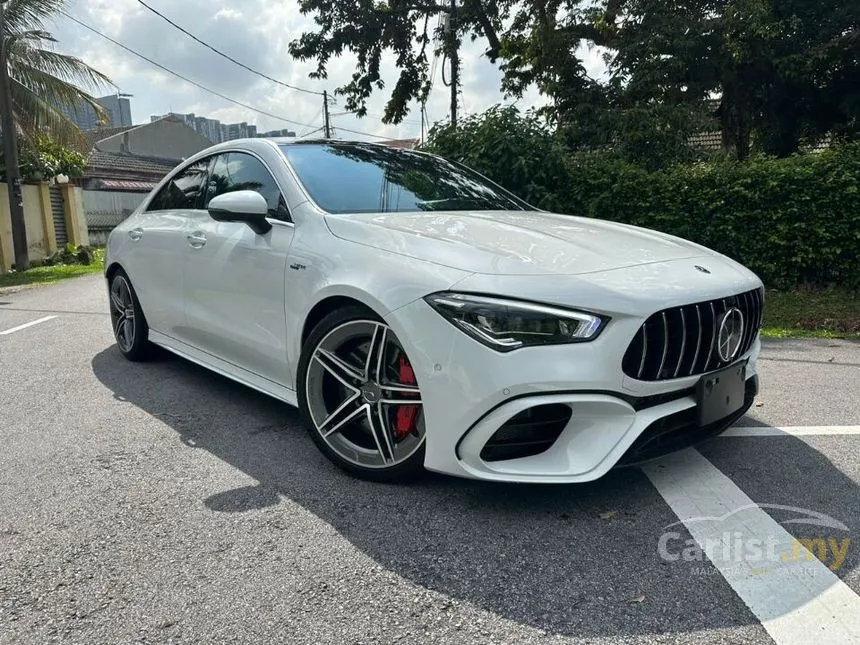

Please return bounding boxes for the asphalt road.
[1,275,858,645]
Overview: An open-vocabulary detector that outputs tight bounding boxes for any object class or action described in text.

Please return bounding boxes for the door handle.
[128,228,143,242]
[186,232,207,248]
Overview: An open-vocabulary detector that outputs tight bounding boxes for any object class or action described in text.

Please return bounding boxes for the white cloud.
[52,0,605,140]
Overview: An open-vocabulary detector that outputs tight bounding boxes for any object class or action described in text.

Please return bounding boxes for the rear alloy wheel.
[108,270,151,361]
[298,308,425,481]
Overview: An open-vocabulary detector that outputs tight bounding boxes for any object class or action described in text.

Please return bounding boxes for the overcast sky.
[53,0,604,141]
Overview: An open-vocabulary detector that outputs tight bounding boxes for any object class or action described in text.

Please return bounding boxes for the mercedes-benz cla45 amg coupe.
[105,139,763,482]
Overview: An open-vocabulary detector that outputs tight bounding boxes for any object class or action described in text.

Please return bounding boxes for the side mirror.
[207,190,272,234]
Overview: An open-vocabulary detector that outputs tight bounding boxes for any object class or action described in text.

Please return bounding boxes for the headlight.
[424,292,607,352]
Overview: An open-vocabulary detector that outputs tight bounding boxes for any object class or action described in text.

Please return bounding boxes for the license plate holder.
[696,361,746,426]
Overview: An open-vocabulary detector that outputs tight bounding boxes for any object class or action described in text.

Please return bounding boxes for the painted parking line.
[725,425,860,437]
[0,315,57,336]
[644,449,860,645]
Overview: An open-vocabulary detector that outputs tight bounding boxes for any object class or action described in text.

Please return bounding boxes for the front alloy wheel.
[299,309,425,481]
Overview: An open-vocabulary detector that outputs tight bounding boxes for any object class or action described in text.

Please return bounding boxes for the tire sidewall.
[110,269,151,361]
[297,305,425,482]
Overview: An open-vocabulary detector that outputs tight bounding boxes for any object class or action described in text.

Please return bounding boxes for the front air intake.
[480,403,571,462]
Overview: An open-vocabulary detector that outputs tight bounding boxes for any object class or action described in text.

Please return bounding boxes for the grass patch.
[0,247,104,289]
[761,287,860,340]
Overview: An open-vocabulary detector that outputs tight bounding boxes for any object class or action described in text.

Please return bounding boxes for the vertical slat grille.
[688,305,702,376]
[622,287,763,381]
[50,186,67,246]
[673,308,687,378]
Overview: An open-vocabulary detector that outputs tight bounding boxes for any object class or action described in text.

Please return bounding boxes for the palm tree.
[4,0,113,149]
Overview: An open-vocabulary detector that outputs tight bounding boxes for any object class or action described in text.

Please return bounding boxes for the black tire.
[108,269,153,362]
[297,305,426,482]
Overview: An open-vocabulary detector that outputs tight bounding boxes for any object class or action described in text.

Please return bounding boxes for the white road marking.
[644,449,860,645]
[0,315,57,335]
[725,425,860,437]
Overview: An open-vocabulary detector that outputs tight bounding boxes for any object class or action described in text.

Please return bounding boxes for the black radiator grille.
[622,288,763,381]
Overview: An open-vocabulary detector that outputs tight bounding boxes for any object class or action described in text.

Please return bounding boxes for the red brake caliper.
[394,354,420,441]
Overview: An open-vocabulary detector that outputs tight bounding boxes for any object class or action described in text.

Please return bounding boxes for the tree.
[600,0,859,158]
[292,0,857,161]
[4,0,113,149]
[288,0,605,125]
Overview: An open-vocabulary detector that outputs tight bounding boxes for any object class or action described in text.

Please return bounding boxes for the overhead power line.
[60,11,318,131]
[135,0,323,96]
[300,106,324,136]
[297,126,326,139]
[136,0,423,130]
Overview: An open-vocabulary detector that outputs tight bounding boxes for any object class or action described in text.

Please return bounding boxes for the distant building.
[258,128,297,138]
[151,113,269,144]
[60,94,133,130]
[99,95,133,128]
[223,121,257,141]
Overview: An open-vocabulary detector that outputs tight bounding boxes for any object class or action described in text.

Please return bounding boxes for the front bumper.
[385,297,760,483]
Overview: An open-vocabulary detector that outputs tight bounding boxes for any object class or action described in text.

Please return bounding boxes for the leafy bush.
[424,108,860,288]
[14,136,87,182]
[41,244,103,267]
[424,106,571,212]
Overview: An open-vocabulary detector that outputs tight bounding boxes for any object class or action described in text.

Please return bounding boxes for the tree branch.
[465,0,502,60]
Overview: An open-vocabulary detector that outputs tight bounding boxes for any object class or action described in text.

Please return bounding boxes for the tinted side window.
[147,159,209,211]
[204,152,290,222]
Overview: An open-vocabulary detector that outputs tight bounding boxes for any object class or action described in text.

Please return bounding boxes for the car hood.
[324,210,714,276]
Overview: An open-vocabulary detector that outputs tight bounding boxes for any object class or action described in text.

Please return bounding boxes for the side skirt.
[148,330,299,408]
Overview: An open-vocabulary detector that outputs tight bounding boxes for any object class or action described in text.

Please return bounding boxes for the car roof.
[216,137,390,148]
[178,137,427,174]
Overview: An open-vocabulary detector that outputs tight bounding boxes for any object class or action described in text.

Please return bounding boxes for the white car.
[105,139,763,482]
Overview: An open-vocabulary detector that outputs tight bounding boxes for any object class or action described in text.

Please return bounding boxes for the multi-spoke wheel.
[108,269,151,361]
[298,306,425,481]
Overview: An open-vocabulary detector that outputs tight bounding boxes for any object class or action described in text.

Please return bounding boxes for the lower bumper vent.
[617,376,758,465]
[481,403,571,462]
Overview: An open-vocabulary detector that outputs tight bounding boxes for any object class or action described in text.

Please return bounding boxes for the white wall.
[96,119,212,159]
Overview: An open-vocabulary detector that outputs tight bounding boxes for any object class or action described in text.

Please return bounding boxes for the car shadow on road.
[91,346,858,639]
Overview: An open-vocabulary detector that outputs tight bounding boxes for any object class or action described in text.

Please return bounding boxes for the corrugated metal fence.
[82,190,148,245]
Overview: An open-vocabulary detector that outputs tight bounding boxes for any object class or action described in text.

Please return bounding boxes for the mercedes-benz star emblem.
[361,382,381,404]
[717,307,744,362]
[695,265,711,274]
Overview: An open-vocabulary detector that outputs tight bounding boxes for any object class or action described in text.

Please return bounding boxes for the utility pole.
[449,0,459,127]
[322,90,331,139]
[0,0,28,270]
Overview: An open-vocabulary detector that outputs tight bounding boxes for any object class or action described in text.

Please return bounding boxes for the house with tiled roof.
[80,116,211,242]
[83,150,179,192]
[81,115,212,189]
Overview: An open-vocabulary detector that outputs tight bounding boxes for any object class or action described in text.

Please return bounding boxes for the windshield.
[280,143,529,214]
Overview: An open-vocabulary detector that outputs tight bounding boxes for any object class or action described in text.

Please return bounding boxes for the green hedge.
[425,111,860,288]
[562,145,860,288]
